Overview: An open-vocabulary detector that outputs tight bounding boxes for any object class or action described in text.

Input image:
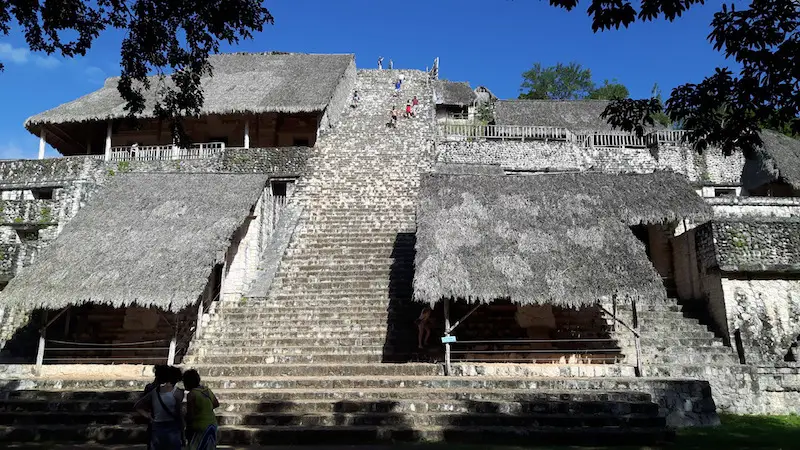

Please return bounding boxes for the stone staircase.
[613,297,742,376]
[0,70,710,445]
[0,376,681,445]
[186,69,434,368]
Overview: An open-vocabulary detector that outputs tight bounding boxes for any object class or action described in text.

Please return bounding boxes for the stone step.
[639,337,727,348]
[199,330,402,340]
[189,345,387,356]
[0,397,658,417]
[192,337,391,348]
[211,311,399,321]
[187,354,391,365]
[642,351,739,365]
[2,388,654,404]
[202,319,391,331]
[219,299,402,309]
[181,364,444,378]
[0,410,664,428]
[0,424,670,446]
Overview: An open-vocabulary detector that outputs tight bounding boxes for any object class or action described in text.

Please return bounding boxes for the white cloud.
[0,42,61,69]
[36,55,61,69]
[0,142,35,160]
[85,65,107,84]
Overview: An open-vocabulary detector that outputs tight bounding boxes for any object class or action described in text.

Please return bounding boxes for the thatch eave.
[413,172,705,308]
[0,173,268,313]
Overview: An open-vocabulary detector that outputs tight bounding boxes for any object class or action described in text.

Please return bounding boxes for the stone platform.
[0,361,719,446]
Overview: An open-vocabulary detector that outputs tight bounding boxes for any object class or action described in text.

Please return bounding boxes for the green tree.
[587,80,630,100]
[519,62,595,100]
[547,0,800,155]
[649,84,672,128]
[0,0,273,138]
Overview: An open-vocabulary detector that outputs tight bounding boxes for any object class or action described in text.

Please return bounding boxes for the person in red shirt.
[405,102,413,118]
[412,96,419,115]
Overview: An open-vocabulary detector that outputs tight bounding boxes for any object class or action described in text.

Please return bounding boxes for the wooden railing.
[109,142,225,162]
[655,130,688,144]
[586,132,655,148]
[440,123,686,149]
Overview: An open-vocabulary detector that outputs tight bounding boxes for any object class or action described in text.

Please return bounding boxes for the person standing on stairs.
[417,306,434,349]
[394,79,402,97]
[134,366,185,450]
[389,106,399,127]
[389,59,393,69]
[183,369,220,450]
[412,95,420,115]
[377,56,384,69]
[405,101,413,118]
[142,365,170,450]
[351,90,360,108]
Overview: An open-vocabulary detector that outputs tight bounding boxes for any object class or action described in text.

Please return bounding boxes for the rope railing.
[41,338,172,364]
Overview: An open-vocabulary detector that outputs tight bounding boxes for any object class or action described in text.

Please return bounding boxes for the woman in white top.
[135,366,185,450]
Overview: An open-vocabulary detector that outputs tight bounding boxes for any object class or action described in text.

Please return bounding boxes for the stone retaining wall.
[436,140,747,186]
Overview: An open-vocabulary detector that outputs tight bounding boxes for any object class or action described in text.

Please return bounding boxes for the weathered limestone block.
[724,278,800,364]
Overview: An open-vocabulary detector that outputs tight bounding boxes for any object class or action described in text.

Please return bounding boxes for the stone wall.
[709,197,800,219]
[705,220,800,272]
[319,60,357,132]
[436,140,747,185]
[721,276,800,365]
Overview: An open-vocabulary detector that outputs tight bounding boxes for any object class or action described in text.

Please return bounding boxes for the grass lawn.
[670,413,800,449]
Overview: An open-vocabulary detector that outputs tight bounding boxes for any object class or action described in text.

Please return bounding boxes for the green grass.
[672,413,800,449]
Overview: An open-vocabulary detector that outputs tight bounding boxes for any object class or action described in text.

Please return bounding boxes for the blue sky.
[0,0,731,159]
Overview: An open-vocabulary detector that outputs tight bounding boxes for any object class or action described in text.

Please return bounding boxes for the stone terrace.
[0,69,719,445]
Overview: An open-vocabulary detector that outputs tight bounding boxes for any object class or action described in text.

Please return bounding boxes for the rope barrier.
[47,339,168,347]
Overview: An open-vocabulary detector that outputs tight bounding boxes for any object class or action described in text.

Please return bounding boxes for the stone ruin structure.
[0,52,797,445]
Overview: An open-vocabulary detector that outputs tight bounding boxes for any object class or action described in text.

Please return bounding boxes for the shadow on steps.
[381,233,443,363]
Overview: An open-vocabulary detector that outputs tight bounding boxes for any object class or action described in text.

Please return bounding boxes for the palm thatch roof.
[434,81,477,107]
[474,86,497,105]
[751,130,800,190]
[25,52,355,132]
[414,171,710,307]
[0,173,267,312]
[494,99,664,133]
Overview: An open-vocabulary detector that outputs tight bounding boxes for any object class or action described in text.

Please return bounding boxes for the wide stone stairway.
[0,70,718,445]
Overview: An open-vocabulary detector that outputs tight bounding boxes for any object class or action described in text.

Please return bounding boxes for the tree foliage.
[0,0,273,139]
[519,62,631,101]
[548,0,800,155]
[519,62,595,100]
[587,80,630,100]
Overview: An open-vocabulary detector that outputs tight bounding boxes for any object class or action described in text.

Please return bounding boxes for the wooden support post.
[444,299,451,376]
[38,129,47,160]
[244,119,250,149]
[195,301,204,339]
[104,121,112,161]
[35,330,46,368]
[633,299,643,377]
[167,334,177,365]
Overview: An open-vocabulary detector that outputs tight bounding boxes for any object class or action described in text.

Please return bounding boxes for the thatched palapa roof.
[25,52,355,131]
[434,81,477,107]
[751,130,800,190]
[0,173,267,312]
[414,171,710,307]
[494,99,665,133]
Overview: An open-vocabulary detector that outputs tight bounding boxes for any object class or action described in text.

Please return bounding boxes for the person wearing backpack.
[135,366,185,450]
